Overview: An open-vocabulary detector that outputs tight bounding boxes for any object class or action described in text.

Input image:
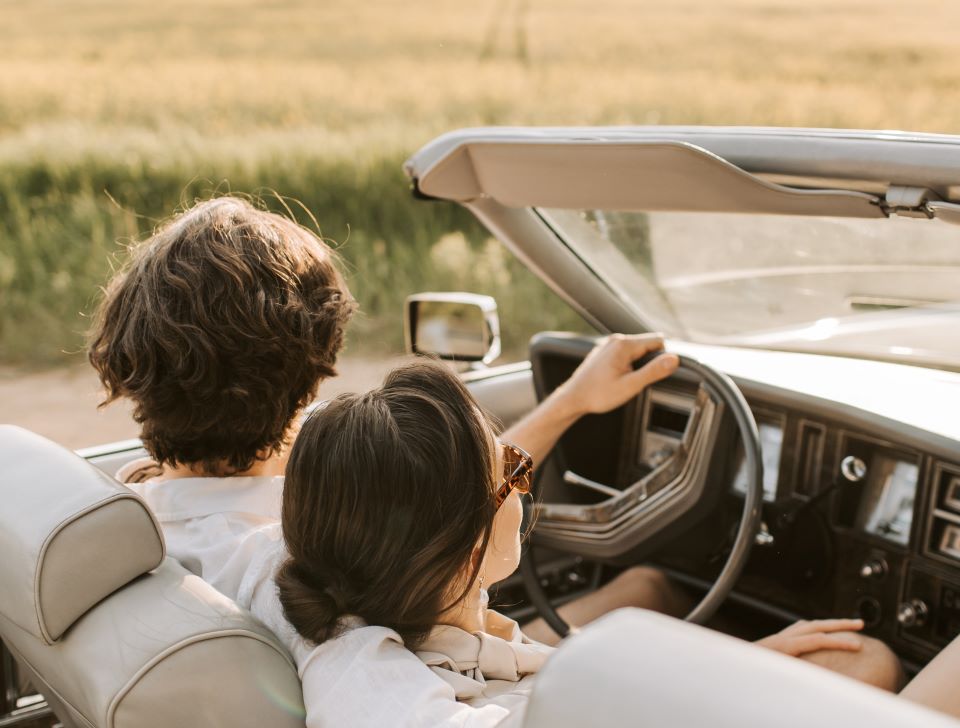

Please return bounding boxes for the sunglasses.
[494,442,534,508]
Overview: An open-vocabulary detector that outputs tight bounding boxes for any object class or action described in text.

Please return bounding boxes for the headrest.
[0,426,164,644]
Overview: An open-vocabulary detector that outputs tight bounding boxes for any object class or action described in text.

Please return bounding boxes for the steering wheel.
[519,352,764,637]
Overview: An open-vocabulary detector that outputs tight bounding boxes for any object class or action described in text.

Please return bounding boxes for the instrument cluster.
[627,379,960,664]
[705,392,960,665]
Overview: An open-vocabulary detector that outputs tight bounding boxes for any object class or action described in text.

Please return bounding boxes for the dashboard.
[530,334,960,667]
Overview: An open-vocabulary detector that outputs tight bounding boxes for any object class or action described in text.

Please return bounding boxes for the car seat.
[523,608,960,728]
[0,425,305,728]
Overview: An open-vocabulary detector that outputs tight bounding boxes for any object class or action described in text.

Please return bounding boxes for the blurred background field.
[4,0,960,443]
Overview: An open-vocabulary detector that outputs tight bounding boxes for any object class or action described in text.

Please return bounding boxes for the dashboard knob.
[755,521,775,547]
[897,599,929,628]
[840,455,868,483]
[859,558,888,580]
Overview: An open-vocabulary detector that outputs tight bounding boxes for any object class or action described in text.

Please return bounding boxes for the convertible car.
[3,126,960,727]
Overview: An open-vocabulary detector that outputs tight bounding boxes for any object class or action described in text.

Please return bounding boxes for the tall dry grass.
[3,0,960,364]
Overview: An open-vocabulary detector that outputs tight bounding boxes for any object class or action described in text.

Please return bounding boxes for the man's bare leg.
[801,634,905,692]
[521,566,692,646]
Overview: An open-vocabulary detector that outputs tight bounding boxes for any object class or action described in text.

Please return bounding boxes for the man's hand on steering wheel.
[554,333,680,417]
[503,334,679,468]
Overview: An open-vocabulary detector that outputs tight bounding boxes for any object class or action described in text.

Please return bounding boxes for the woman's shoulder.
[273,606,536,727]
[283,614,410,673]
[298,621,530,728]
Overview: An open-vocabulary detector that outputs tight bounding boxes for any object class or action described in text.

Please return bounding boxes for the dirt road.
[0,356,407,451]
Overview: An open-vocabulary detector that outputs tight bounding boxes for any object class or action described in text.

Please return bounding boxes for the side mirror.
[404,292,501,365]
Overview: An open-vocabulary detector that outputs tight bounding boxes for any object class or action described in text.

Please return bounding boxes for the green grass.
[4,0,960,365]
[0,133,586,363]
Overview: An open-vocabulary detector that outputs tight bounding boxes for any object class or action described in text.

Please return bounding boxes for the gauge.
[732,421,783,502]
[858,457,918,546]
[940,524,960,559]
[945,476,960,512]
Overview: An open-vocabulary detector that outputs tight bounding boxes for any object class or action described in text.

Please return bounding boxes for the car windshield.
[539,209,960,370]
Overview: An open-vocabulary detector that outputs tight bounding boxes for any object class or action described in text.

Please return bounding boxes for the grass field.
[4,0,960,365]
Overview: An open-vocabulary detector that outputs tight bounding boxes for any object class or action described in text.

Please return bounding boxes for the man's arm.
[501,334,679,466]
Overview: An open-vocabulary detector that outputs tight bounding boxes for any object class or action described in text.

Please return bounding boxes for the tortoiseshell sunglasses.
[494,442,534,508]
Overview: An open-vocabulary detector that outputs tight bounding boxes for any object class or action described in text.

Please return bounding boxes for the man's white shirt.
[122,468,537,727]
[122,464,284,599]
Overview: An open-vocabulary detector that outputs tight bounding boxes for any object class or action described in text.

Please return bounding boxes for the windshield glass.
[539,209,960,370]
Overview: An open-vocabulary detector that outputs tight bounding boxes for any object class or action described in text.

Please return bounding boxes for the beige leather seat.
[524,609,960,728]
[0,425,305,728]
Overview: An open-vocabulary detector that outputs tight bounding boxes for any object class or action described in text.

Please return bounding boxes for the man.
[89,196,901,689]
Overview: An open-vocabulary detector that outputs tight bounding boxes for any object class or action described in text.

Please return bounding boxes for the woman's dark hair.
[276,360,498,648]
[88,197,356,475]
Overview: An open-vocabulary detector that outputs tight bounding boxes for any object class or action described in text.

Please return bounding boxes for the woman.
[264,360,891,727]
[275,360,548,726]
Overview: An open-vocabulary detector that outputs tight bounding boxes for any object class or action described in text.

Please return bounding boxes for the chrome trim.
[75,438,142,460]
[562,471,624,500]
[0,702,53,727]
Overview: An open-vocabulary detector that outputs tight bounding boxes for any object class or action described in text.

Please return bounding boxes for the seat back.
[0,426,305,728]
[523,609,960,728]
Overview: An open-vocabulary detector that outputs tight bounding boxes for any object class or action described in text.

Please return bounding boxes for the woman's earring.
[478,574,484,593]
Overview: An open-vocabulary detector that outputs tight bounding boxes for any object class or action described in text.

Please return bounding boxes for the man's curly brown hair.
[88,197,356,475]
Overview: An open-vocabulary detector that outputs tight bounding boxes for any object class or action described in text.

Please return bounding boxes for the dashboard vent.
[928,462,960,563]
[794,420,825,498]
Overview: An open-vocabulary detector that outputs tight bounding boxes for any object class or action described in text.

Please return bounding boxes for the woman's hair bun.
[276,558,344,644]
